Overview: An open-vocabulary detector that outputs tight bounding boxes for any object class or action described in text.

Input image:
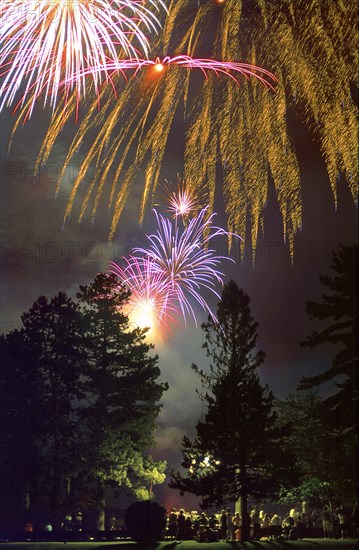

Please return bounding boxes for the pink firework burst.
[0,0,166,117]
[109,256,179,335]
[160,178,199,219]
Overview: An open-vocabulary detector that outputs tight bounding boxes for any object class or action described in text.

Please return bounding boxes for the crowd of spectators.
[12,501,359,543]
[163,503,359,542]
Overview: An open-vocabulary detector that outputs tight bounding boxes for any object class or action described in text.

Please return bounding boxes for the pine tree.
[0,278,168,528]
[298,243,358,500]
[22,292,83,513]
[0,330,40,528]
[0,292,82,524]
[170,281,278,541]
[275,391,355,507]
[76,273,167,529]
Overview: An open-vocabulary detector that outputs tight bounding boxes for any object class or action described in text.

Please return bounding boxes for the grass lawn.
[0,540,357,550]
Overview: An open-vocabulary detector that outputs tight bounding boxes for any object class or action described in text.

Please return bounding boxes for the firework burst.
[163,178,199,219]
[31,47,276,239]
[109,255,179,336]
[135,210,223,326]
[0,0,166,117]
[112,207,242,334]
[32,0,357,260]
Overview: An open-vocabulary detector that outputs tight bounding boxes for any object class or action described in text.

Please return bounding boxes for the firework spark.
[0,0,166,117]
[62,55,277,90]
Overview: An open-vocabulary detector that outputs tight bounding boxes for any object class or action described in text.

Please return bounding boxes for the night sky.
[0,4,357,513]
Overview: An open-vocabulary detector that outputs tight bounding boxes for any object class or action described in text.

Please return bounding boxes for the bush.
[125,500,167,545]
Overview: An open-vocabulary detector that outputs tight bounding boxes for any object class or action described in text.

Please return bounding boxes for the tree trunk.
[51,457,61,516]
[24,485,30,512]
[239,466,250,541]
[96,479,106,531]
[240,494,250,541]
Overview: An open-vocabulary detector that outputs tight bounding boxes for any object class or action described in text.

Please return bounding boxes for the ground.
[0,540,357,550]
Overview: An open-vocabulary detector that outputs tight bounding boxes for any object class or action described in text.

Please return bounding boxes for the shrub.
[125,500,167,545]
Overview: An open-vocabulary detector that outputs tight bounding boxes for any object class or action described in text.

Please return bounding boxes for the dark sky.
[1,18,358,513]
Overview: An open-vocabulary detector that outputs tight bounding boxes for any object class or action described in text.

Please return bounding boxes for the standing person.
[220,510,227,541]
[198,512,208,526]
[24,521,33,533]
[296,513,307,540]
[337,506,349,539]
[192,512,200,539]
[226,508,234,541]
[321,507,332,538]
[168,508,177,538]
[73,511,83,531]
[282,513,294,538]
[233,512,242,541]
[261,513,271,538]
[107,514,117,531]
[251,508,261,540]
[62,512,72,531]
[176,509,186,540]
[44,521,53,540]
[352,503,359,538]
[270,513,282,539]
[184,514,193,540]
